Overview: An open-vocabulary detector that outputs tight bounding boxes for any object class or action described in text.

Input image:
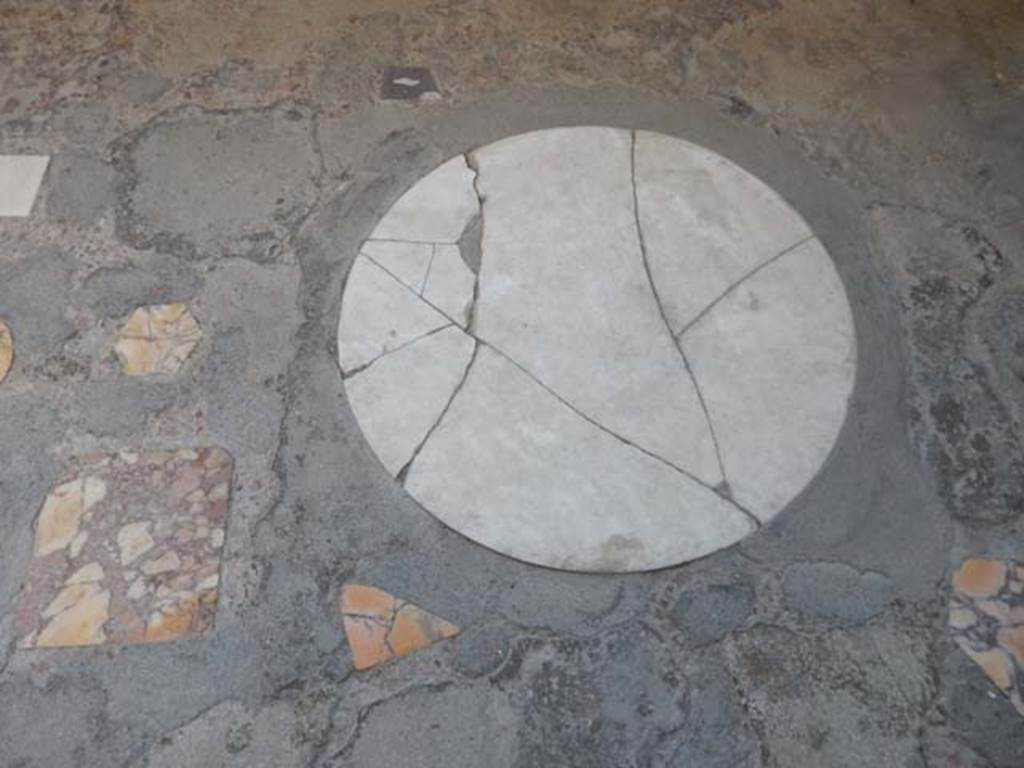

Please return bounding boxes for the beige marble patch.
[950,557,1024,718]
[16,448,233,649]
[35,587,110,648]
[34,478,107,557]
[118,521,155,565]
[67,562,105,584]
[114,303,202,375]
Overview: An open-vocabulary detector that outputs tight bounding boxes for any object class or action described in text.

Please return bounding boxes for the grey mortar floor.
[1,1,1023,766]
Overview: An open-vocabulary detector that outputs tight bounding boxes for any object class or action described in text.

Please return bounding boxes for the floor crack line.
[630,131,749,521]
[419,243,437,295]
[676,233,817,338]
[483,341,758,526]
[396,340,479,484]
[357,239,753,520]
[341,321,454,379]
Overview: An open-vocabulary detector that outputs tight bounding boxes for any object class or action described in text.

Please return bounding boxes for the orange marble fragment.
[340,584,460,671]
[953,559,1007,598]
[959,643,1015,691]
[950,557,1024,719]
[0,320,12,384]
[343,584,397,620]
[346,616,395,670]
[145,594,200,642]
[999,626,1024,666]
[389,604,460,656]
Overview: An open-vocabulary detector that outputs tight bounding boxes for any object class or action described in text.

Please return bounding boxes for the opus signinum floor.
[1,3,1023,766]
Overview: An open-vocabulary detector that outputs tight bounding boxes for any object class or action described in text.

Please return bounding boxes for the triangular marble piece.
[341,584,460,671]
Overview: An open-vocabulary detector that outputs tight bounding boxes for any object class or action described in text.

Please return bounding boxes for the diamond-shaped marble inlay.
[950,558,1024,718]
[114,303,202,376]
[340,584,460,671]
[15,448,233,649]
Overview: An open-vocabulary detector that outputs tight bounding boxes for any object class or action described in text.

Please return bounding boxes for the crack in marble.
[629,131,744,516]
[418,244,437,295]
[341,321,455,380]
[465,263,482,336]
[675,233,818,339]
[340,585,460,671]
[366,236,459,246]
[456,214,483,276]
[365,249,747,515]
[482,341,758,523]
[396,340,480,484]
[464,151,484,334]
[360,252,459,327]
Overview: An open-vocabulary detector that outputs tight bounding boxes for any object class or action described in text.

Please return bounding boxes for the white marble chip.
[338,127,857,572]
[406,347,753,572]
[338,255,450,373]
[347,326,475,475]
[681,238,856,519]
[422,244,476,327]
[0,155,50,217]
[370,156,479,244]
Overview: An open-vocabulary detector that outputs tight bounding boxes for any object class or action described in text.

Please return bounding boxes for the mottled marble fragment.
[16,448,233,648]
[115,303,202,375]
[950,558,1024,718]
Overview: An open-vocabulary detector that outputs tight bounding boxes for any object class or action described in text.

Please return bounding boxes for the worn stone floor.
[1,1,1023,766]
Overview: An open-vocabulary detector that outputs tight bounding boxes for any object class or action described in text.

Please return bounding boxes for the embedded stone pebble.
[15,448,233,648]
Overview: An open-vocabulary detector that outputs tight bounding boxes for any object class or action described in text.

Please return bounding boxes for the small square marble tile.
[0,155,50,217]
[15,448,233,649]
[381,67,439,101]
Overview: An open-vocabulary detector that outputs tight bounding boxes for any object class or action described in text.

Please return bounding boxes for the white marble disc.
[338,127,856,572]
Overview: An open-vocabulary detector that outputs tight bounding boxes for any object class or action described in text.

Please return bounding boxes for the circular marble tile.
[338,127,856,572]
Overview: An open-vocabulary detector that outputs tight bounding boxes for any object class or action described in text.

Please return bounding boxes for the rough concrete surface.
[0,0,1023,766]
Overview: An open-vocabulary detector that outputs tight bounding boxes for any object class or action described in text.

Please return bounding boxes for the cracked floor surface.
[1,0,1024,766]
